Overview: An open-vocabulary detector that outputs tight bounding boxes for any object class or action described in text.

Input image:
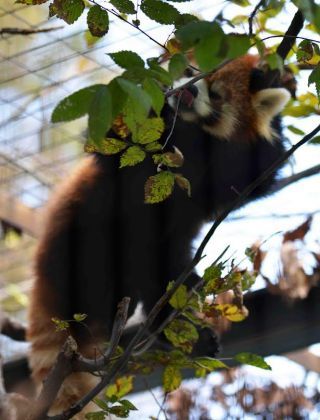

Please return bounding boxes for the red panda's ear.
[253,88,290,117]
[252,88,290,141]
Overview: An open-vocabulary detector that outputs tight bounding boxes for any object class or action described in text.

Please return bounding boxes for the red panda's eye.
[209,90,222,100]
[184,68,194,77]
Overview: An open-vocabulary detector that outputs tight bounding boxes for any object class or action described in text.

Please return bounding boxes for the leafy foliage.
[140,0,180,25]
[108,51,145,70]
[120,145,146,167]
[144,171,175,203]
[87,5,109,37]
[109,0,136,14]
[49,0,85,24]
[234,352,272,370]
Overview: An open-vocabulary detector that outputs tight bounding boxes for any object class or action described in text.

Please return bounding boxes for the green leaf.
[143,78,165,116]
[145,141,162,152]
[119,400,138,411]
[85,138,128,155]
[308,63,320,101]
[266,53,283,71]
[195,357,228,373]
[297,40,314,62]
[120,146,146,167]
[282,104,316,118]
[315,5,320,30]
[85,411,106,420]
[310,135,320,144]
[164,319,199,353]
[121,68,151,83]
[292,0,314,23]
[174,13,199,29]
[141,0,180,24]
[235,352,272,370]
[108,79,128,119]
[163,365,182,392]
[167,283,188,309]
[108,405,130,417]
[109,51,145,70]
[133,117,165,144]
[118,79,152,119]
[176,20,223,50]
[144,171,175,204]
[105,376,134,399]
[231,0,250,5]
[51,317,70,331]
[203,263,223,283]
[241,271,257,291]
[93,397,110,411]
[147,61,173,86]
[287,125,305,136]
[109,0,136,14]
[73,313,87,322]
[51,0,85,24]
[88,85,112,143]
[169,53,188,80]
[51,84,104,123]
[84,31,101,48]
[176,21,225,71]
[226,34,250,59]
[87,5,109,37]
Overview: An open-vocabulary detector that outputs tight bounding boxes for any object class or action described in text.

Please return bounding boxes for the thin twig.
[248,0,265,37]
[162,90,182,150]
[271,163,320,194]
[0,26,63,35]
[165,59,232,99]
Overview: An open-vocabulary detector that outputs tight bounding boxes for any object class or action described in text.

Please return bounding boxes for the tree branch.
[271,163,320,194]
[27,298,130,420]
[28,337,78,420]
[276,10,304,60]
[0,27,63,36]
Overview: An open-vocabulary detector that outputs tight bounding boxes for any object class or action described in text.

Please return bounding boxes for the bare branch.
[276,10,304,60]
[27,298,130,419]
[0,27,63,36]
[271,163,320,194]
[28,337,78,420]
[248,0,265,37]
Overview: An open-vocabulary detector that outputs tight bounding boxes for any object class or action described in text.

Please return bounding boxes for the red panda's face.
[168,55,290,141]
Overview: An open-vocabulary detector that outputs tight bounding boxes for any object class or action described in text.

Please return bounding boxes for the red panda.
[27,55,290,416]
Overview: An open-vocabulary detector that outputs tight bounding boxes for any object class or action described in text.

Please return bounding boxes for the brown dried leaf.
[283,216,312,243]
